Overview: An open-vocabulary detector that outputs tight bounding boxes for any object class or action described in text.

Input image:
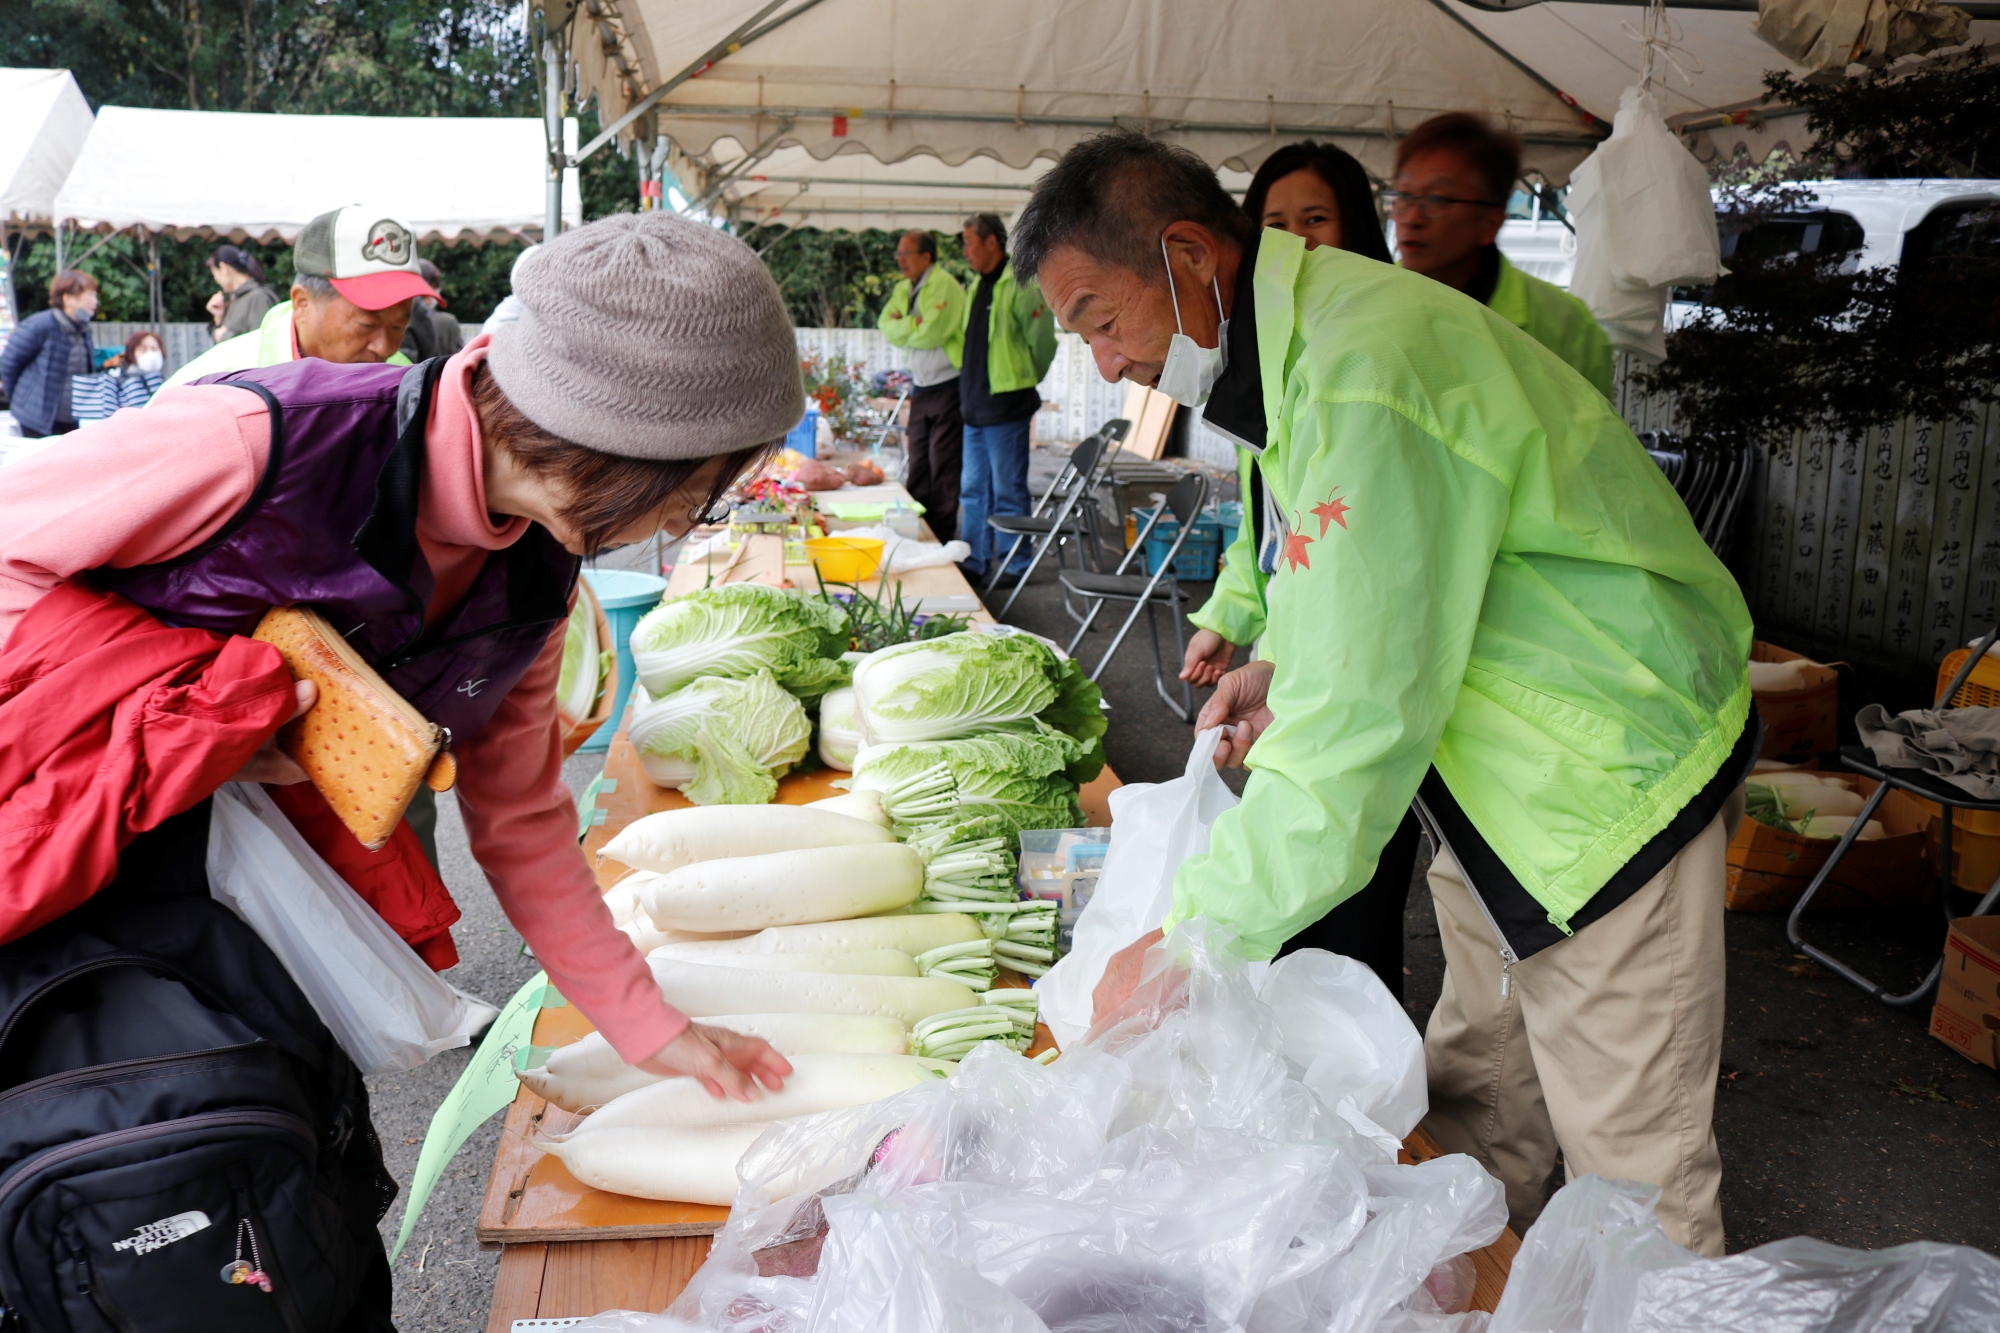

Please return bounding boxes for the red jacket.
[0,582,463,966]
[0,581,295,944]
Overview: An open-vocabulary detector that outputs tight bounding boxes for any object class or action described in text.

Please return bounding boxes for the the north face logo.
[111,1210,212,1255]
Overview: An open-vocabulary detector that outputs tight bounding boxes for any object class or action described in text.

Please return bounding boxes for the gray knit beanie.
[486,212,803,460]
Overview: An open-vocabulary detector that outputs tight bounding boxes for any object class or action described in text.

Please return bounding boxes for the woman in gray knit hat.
[0,212,803,1330]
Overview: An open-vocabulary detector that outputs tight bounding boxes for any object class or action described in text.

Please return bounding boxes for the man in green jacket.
[877,230,969,541]
[165,204,433,389]
[956,212,1059,584]
[1017,133,1752,1255]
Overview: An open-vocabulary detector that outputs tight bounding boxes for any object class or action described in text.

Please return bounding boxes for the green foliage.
[740,226,972,328]
[800,350,872,441]
[0,0,534,116]
[1765,49,2000,180]
[1641,58,2000,445]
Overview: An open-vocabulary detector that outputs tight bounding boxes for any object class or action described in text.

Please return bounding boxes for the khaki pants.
[1421,812,1731,1256]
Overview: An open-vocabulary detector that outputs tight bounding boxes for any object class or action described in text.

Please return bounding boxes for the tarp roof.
[0,68,93,228]
[1442,4,2000,169]
[53,106,580,242]
[573,0,1609,189]
[704,139,1253,232]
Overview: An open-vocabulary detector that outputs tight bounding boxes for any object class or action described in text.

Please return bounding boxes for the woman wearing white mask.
[68,330,168,424]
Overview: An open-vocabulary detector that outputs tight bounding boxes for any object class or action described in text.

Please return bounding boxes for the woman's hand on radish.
[232,681,317,785]
[639,1023,793,1102]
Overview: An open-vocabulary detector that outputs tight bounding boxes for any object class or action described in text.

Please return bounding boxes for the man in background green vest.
[878,229,969,541]
[956,212,1059,585]
[1391,113,1613,398]
[165,204,436,389]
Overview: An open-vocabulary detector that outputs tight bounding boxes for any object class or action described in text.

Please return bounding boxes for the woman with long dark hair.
[1182,141,1418,1000]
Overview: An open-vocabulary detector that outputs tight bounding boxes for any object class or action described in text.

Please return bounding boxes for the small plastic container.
[1018,828,1111,954]
[1132,506,1223,581]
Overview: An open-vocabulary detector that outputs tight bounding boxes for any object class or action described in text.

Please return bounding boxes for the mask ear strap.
[1161,235,1187,337]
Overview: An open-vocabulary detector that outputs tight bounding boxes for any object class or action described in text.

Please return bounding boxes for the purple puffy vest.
[95,357,578,744]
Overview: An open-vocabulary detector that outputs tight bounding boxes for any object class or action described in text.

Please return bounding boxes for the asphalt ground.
[370,444,1996,1330]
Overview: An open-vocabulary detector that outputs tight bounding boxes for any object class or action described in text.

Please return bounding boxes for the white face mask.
[135,348,165,374]
[1154,235,1228,408]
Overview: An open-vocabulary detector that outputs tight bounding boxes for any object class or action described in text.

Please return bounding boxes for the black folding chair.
[984,419,1128,620]
[1059,471,1212,721]
[1787,623,2000,1005]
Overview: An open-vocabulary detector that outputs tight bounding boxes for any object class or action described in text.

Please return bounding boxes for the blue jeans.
[960,418,1033,577]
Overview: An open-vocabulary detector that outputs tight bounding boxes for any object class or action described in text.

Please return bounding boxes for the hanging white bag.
[205,781,477,1075]
[1037,725,1242,1047]
[1568,84,1723,360]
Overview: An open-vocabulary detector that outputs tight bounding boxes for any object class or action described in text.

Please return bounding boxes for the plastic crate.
[784,406,819,458]
[1217,500,1243,564]
[1132,506,1222,580]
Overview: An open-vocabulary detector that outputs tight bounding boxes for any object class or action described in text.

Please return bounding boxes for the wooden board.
[1118,381,1179,461]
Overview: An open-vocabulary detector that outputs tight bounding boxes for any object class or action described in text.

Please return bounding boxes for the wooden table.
[484,505,1515,1330]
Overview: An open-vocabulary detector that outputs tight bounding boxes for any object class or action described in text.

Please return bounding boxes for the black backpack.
[0,803,398,1333]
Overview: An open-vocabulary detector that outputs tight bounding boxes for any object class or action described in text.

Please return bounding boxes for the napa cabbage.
[630,584,849,699]
[629,671,813,805]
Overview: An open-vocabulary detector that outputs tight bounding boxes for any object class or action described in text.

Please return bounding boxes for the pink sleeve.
[453,610,690,1064]
[0,386,269,649]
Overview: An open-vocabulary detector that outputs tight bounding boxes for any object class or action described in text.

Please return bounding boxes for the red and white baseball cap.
[293,205,441,310]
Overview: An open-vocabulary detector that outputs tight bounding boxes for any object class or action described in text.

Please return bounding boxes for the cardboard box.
[1930,915,2000,1069]
[1725,774,1933,912]
[1751,640,1840,760]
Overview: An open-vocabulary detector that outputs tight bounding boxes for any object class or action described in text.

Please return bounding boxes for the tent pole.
[148,233,162,324]
[544,38,565,239]
[54,222,64,274]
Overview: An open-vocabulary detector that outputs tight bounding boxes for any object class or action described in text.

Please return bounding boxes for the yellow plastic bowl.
[806,536,884,582]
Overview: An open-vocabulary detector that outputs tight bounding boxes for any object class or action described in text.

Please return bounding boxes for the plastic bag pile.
[567,924,1505,1333]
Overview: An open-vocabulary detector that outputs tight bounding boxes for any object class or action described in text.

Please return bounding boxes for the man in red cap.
[164,205,443,388]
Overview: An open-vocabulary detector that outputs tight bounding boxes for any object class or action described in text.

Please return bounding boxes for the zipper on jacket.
[0,1110,316,1214]
[1414,797,1521,999]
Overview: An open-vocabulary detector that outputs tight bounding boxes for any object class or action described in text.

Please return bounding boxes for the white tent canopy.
[1443,3,2000,169]
[574,0,1609,191]
[0,68,93,228]
[702,139,1254,233]
[53,106,580,242]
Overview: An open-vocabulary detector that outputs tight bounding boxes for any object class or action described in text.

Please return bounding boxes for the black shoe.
[987,569,1029,591]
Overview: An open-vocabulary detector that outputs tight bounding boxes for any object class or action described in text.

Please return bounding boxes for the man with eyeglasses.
[1391,113,1613,399]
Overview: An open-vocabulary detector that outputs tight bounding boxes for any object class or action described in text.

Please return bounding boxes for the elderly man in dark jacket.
[2,270,99,438]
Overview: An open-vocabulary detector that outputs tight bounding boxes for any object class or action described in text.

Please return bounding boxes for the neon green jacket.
[964,261,1058,393]
[1190,251,1616,648]
[877,267,968,367]
[1166,231,1750,956]
[161,301,412,392]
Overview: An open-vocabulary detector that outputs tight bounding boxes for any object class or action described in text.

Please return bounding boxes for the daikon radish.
[1800,815,1887,841]
[649,946,920,977]
[657,914,984,958]
[583,1052,952,1132]
[650,958,978,1026]
[605,877,646,929]
[1748,658,1826,692]
[1779,786,1867,819]
[804,790,892,828]
[535,1123,766,1205]
[642,843,924,931]
[1753,771,1852,793]
[516,1014,910,1112]
[616,912,748,956]
[600,804,892,875]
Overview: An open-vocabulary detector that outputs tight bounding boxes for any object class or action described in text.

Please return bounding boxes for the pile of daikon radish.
[1744,764,1885,841]
[521,797,1051,1206]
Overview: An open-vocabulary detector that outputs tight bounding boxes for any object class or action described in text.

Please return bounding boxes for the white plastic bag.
[1490,1173,2000,1333]
[1037,726,1240,1047]
[1567,85,1722,360]
[657,922,1506,1333]
[205,782,476,1075]
[1261,949,1429,1147]
[830,523,972,574]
